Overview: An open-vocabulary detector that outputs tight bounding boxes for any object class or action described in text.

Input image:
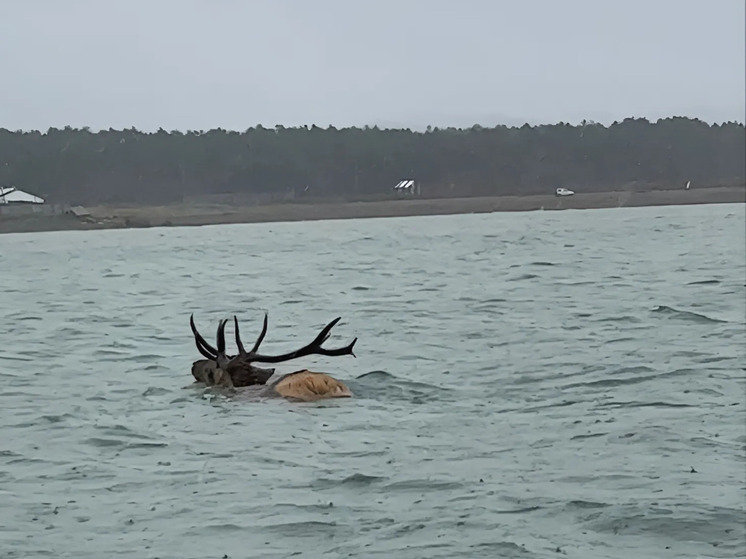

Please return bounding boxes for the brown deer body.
[189,313,356,401]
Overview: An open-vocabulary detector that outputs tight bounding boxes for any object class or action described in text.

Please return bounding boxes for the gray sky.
[1,0,743,131]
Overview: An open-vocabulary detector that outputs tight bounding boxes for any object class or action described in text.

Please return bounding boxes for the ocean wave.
[651,305,728,323]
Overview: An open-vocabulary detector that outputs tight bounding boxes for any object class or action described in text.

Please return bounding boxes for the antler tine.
[249,316,358,363]
[321,335,358,358]
[250,312,269,354]
[214,318,233,371]
[190,314,218,360]
[312,316,342,346]
[218,313,273,375]
[216,318,229,357]
[233,315,247,355]
[313,317,357,357]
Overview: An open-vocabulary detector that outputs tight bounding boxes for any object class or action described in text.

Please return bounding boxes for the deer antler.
[190,313,356,388]
[220,314,357,368]
[215,318,232,371]
[190,314,220,360]
[232,312,268,356]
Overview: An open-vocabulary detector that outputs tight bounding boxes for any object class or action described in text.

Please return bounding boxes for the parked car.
[555,187,575,196]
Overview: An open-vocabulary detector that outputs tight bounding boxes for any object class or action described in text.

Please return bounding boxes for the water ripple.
[0,203,744,559]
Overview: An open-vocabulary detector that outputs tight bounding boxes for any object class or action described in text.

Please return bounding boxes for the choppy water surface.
[0,203,744,559]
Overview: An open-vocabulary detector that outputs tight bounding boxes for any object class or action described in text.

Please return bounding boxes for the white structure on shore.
[393,179,421,197]
[0,186,45,204]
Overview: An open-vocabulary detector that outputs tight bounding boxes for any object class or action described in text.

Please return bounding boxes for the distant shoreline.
[0,185,743,235]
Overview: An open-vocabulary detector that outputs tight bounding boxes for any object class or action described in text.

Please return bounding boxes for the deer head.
[189,313,357,389]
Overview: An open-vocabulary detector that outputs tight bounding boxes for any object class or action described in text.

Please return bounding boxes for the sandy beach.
[0,185,743,235]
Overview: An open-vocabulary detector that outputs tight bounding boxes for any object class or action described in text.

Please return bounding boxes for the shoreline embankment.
[0,185,743,235]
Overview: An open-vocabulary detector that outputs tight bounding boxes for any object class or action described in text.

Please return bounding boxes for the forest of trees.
[0,117,743,205]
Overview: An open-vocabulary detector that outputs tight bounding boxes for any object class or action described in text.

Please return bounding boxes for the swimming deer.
[189,313,357,401]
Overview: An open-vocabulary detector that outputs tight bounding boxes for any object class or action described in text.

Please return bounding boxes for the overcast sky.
[1,0,743,131]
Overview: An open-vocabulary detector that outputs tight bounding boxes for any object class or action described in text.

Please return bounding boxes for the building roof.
[0,186,45,204]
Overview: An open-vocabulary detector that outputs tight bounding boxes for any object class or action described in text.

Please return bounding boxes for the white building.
[393,179,421,197]
[0,186,45,204]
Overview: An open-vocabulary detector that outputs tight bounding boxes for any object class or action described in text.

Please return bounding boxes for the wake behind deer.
[189,312,357,402]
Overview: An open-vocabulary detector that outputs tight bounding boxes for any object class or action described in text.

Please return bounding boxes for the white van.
[555,187,575,197]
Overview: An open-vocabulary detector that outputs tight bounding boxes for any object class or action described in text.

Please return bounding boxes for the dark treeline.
[0,117,743,205]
